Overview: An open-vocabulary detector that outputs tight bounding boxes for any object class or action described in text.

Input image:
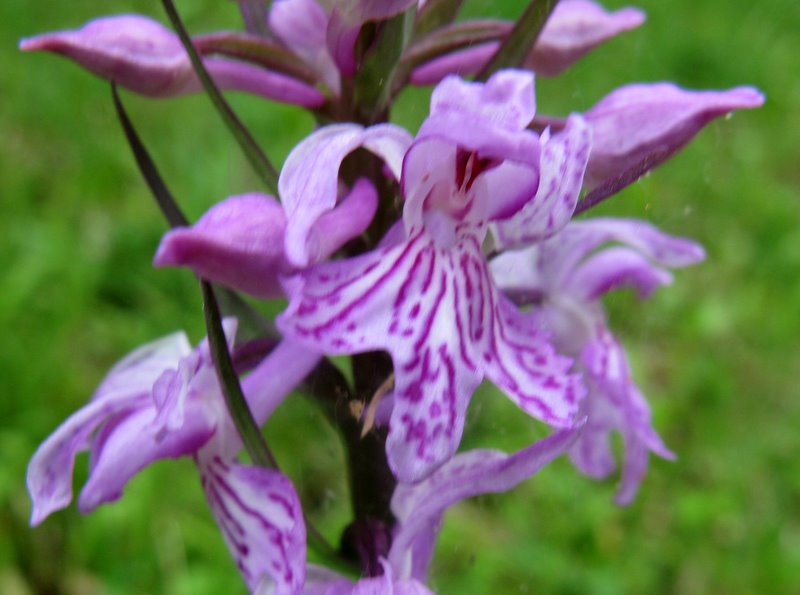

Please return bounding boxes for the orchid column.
[22,1,762,592]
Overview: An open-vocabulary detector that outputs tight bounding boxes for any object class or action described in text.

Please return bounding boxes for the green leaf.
[111,83,273,340]
[161,0,280,192]
[201,281,278,470]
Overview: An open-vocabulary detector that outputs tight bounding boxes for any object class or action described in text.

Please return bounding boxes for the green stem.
[201,281,278,469]
[162,0,279,192]
[475,0,560,81]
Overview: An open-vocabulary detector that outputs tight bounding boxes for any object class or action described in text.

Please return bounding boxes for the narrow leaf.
[475,0,560,81]
[112,84,188,227]
[162,0,279,192]
[201,281,278,469]
[112,84,274,339]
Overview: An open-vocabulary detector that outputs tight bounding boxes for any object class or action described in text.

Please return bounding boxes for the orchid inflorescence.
[22,0,763,592]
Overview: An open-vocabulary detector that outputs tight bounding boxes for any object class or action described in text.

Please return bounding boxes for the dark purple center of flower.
[454,148,500,193]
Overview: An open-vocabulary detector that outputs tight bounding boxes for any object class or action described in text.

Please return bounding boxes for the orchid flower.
[27,323,316,591]
[277,70,589,483]
[491,218,705,503]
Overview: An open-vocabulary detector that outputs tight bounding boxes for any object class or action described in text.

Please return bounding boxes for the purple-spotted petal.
[154,194,290,299]
[485,297,584,425]
[200,457,306,593]
[280,123,412,267]
[279,232,480,482]
[26,332,190,525]
[491,114,591,248]
[525,0,645,76]
[584,83,765,190]
[20,15,324,107]
[390,426,581,580]
[279,227,578,482]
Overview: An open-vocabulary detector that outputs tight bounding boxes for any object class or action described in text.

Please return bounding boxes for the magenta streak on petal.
[201,458,298,589]
[292,233,422,341]
[451,254,478,371]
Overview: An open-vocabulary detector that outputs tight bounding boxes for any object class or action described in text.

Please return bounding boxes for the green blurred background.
[1,0,798,593]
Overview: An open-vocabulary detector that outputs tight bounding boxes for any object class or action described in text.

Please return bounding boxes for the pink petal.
[78,404,215,512]
[20,15,324,107]
[492,218,705,300]
[305,177,379,265]
[269,0,341,93]
[491,114,591,248]
[279,227,579,482]
[574,331,675,505]
[584,83,765,190]
[409,2,644,84]
[200,457,306,592]
[27,395,149,525]
[213,339,321,461]
[26,333,190,525]
[279,123,412,267]
[566,246,674,301]
[389,426,581,580]
[421,70,538,149]
[525,0,646,76]
[154,193,289,299]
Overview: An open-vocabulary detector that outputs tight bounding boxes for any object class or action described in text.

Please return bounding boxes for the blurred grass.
[1,0,798,593]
